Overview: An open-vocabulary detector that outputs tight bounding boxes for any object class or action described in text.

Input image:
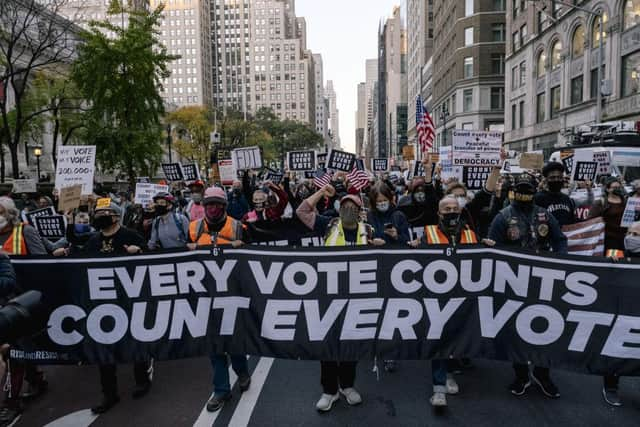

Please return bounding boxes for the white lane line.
[192,368,238,427]
[227,357,274,427]
[43,409,98,427]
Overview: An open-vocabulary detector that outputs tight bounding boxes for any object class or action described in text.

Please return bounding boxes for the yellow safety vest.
[325,221,368,247]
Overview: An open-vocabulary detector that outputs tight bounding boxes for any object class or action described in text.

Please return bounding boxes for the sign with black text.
[317,153,327,170]
[326,149,356,172]
[372,158,389,172]
[55,145,96,195]
[452,131,502,167]
[572,161,598,182]
[33,215,66,239]
[181,164,201,181]
[12,179,37,194]
[161,163,184,181]
[23,206,57,226]
[463,166,492,190]
[232,146,263,171]
[287,151,316,171]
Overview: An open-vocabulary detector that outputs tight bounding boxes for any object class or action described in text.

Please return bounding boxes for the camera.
[0,291,44,344]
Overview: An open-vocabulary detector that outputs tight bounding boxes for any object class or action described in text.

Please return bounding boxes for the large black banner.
[10,246,640,377]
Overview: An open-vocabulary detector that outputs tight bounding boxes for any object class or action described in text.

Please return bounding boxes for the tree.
[72,4,176,184]
[0,0,79,179]
[167,106,212,172]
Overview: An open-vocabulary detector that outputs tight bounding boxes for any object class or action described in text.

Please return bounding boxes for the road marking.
[192,368,238,427]
[43,409,98,427]
[227,357,274,427]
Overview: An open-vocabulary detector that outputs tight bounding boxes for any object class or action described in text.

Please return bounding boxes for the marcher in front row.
[186,186,251,412]
[297,184,372,412]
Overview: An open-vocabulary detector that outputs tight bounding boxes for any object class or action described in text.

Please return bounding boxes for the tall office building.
[313,53,329,141]
[55,0,149,32]
[356,82,367,156]
[363,58,378,159]
[407,0,434,149]
[432,0,506,148]
[326,80,340,148]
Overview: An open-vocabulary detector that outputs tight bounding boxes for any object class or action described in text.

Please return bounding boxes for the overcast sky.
[296,0,402,153]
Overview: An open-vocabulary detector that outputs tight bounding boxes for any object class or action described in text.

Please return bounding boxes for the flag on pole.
[416,95,435,153]
[313,169,333,189]
[347,162,369,192]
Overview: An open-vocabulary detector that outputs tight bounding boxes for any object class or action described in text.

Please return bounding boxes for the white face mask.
[376,201,390,212]
[456,196,468,209]
[0,217,8,230]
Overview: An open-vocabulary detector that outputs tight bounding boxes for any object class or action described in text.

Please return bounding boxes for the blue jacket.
[367,207,411,245]
[227,191,250,220]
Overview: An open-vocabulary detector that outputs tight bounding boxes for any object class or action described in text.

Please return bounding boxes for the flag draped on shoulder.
[562,217,605,257]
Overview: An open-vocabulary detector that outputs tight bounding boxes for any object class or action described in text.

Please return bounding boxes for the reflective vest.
[325,221,368,247]
[606,249,625,259]
[188,216,243,246]
[424,225,478,245]
[2,223,28,255]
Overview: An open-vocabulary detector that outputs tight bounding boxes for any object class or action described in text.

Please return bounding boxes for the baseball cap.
[340,194,363,208]
[203,186,228,205]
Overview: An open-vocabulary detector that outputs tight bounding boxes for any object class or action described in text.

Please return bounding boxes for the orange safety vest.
[606,249,625,259]
[188,216,243,246]
[2,223,28,255]
[424,225,478,245]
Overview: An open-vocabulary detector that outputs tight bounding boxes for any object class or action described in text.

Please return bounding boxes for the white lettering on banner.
[212,297,251,335]
[477,297,524,338]
[378,299,424,340]
[304,300,348,341]
[131,301,172,341]
[261,300,302,340]
[340,299,384,340]
[601,315,640,359]
[515,305,565,345]
[55,145,96,195]
[169,298,211,339]
[424,298,466,339]
[566,310,615,352]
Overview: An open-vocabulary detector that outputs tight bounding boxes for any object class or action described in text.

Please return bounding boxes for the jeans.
[431,359,448,393]
[211,354,248,395]
[320,361,357,395]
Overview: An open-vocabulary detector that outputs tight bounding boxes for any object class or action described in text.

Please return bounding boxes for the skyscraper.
[356,82,366,156]
[363,58,378,159]
[325,80,340,149]
[313,53,329,142]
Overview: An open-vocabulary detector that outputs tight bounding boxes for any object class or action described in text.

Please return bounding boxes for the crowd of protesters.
[0,155,639,425]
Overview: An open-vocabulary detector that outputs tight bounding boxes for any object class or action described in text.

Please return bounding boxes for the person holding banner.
[589,177,628,252]
[488,174,566,399]
[226,180,250,220]
[297,185,372,412]
[147,192,189,251]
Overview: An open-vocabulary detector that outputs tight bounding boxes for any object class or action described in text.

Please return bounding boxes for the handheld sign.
[265,171,284,185]
[162,163,184,181]
[326,149,356,172]
[24,206,57,226]
[620,197,640,228]
[181,164,201,181]
[452,130,502,167]
[12,179,37,194]
[572,161,598,183]
[137,177,151,183]
[463,166,493,190]
[96,198,112,210]
[287,151,316,171]
[58,185,83,213]
[519,153,544,171]
[593,150,612,177]
[232,146,263,171]
[134,183,169,208]
[372,158,389,172]
[317,153,327,169]
[54,145,96,195]
[304,171,316,179]
[33,215,66,240]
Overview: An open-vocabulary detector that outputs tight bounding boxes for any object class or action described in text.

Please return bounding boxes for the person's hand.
[124,245,142,254]
[384,226,398,240]
[187,243,198,251]
[482,238,496,247]
[53,247,68,257]
[231,240,244,248]
[322,184,336,198]
[372,238,386,246]
[409,239,421,248]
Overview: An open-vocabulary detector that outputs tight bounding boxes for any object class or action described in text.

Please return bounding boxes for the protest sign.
[561,150,575,174]
[317,153,327,169]
[621,197,640,227]
[452,130,502,167]
[162,163,184,181]
[218,159,236,186]
[96,198,112,210]
[137,177,151,184]
[463,166,493,190]
[58,185,83,213]
[304,171,316,179]
[402,145,415,161]
[232,146,263,171]
[572,161,598,183]
[265,171,284,185]
[593,150,612,176]
[326,150,356,172]
[33,215,66,240]
[519,153,544,171]
[134,183,170,208]
[23,206,56,226]
[54,145,96,195]
[181,164,201,181]
[10,245,640,380]
[372,158,389,172]
[287,151,316,171]
[439,146,461,181]
[12,179,36,194]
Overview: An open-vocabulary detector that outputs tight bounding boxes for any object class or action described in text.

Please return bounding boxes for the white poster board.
[12,179,37,193]
[621,197,640,228]
[54,145,96,195]
[232,146,262,171]
[134,183,169,208]
[219,159,236,185]
[439,145,463,181]
[452,130,502,167]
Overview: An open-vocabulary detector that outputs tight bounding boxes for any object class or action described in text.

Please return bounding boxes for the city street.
[15,358,640,427]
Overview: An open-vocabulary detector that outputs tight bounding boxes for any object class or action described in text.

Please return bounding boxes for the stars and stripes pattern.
[313,168,333,188]
[416,95,435,153]
[347,160,369,192]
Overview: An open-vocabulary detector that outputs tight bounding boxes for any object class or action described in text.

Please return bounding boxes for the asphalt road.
[12,358,640,427]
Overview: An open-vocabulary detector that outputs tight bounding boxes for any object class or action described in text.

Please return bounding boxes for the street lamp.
[166,123,173,163]
[439,104,450,146]
[33,145,42,182]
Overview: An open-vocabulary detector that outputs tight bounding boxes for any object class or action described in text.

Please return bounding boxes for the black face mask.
[548,181,563,193]
[441,212,460,230]
[612,188,626,198]
[93,215,115,230]
[155,206,168,216]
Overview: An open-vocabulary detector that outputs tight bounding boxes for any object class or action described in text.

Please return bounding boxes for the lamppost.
[440,104,450,146]
[166,123,173,163]
[33,145,42,182]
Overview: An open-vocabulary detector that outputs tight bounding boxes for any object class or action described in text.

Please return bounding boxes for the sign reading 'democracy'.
[54,145,96,196]
[372,158,389,172]
[134,183,169,208]
[287,151,316,171]
[326,149,356,172]
[33,215,66,239]
[232,146,263,171]
[10,245,640,378]
[452,130,502,167]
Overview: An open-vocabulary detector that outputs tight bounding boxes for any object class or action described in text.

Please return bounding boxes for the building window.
[494,0,505,11]
[550,86,561,118]
[551,40,562,70]
[622,52,640,97]
[491,53,505,74]
[465,27,474,46]
[571,25,585,58]
[536,92,546,123]
[537,51,547,77]
[592,12,608,48]
[571,75,583,105]
[490,87,504,110]
[519,101,525,128]
[512,0,519,19]
[463,89,473,112]
[465,0,474,16]
[520,24,527,46]
[512,30,519,52]
[624,1,640,31]
[511,104,517,129]
[511,66,518,90]
[464,57,473,78]
[519,62,526,87]
[492,24,505,42]
[538,10,547,34]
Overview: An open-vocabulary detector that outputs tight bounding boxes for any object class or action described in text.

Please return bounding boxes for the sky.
[296,0,401,153]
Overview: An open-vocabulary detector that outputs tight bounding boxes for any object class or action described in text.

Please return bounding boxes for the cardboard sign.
[519,153,544,171]
[57,184,83,213]
[54,145,96,196]
[96,198,112,210]
[162,163,184,181]
[372,158,389,172]
[232,146,263,171]
[181,164,201,181]
[463,166,493,190]
[621,197,640,228]
[23,206,57,226]
[593,150,611,176]
[572,161,598,182]
[33,215,66,239]
[326,149,356,172]
[402,145,415,161]
[317,153,327,169]
[12,179,37,194]
[134,183,169,208]
[452,130,502,167]
[287,151,316,171]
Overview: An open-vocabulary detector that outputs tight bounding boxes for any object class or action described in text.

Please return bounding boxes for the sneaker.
[531,371,560,398]
[510,378,531,396]
[383,360,397,373]
[91,394,120,414]
[0,406,21,427]
[315,393,339,412]
[446,374,459,395]
[20,378,48,399]
[206,392,231,413]
[602,387,622,407]
[430,392,447,407]
[340,387,362,406]
[238,373,251,392]
[132,381,151,399]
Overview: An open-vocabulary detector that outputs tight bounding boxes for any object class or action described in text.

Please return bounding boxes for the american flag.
[313,168,333,188]
[562,217,605,257]
[347,160,369,192]
[416,95,435,153]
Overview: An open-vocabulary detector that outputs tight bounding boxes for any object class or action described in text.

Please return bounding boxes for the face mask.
[192,193,203,204]
[612,188,626,198]
[414,192,426,203]
[155,206,168,216]
[233,188,242,195]
[205,205,225,222]
[340,205,359,225]
[254,201,266,211]
[0,217,8,230]
[456,196,468,209]
[376,201,390,213]
[625,235,640,253]
[74,223,91,234]
[561,188,571,195]
[442,212,460,229]
[548,181,563,193]
[93,215,115,230]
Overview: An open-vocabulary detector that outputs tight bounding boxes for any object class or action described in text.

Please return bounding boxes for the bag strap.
[173,212,187,242]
